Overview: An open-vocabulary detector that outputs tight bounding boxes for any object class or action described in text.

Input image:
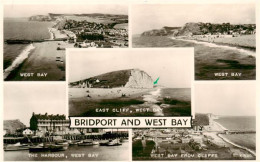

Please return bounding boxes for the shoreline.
[4,43,35,80]
[171,37,256,57]
[213,120,256,157]
[217,133,256,157]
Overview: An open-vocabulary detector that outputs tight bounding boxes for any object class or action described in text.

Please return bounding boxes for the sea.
[4,18,53,73]
[4,141,129,161]
[215,116,256,151]
[141,88,191,116]
[133,35,256,80]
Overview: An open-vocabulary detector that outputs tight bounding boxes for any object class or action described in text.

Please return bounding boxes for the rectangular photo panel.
[132,82,256,160]
[3,4,128,81]
[3,83,129,161]
[68,49,193,118]
[131,3,256,80]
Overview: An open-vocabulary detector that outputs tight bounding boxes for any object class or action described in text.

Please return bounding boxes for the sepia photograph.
[132,82,256,160]
[68,49,193,117]
[3,84,129,161]
[3,4,128,81]
[132,4,256,80]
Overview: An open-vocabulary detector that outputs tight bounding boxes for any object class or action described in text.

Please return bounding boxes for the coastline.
[218,133,256,157]
[4,41,70,81]
[213,120,256,157]
[4,20,74,81]
[4,44,35,80]
[171,37,256,57]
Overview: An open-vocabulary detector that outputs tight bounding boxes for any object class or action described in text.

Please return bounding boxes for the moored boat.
[78,140,93,146]
[29,143,49,152]
[4,142,30,151]
[107,139,122,146]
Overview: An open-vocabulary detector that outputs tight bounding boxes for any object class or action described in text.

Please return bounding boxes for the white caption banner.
[69,117,192,128]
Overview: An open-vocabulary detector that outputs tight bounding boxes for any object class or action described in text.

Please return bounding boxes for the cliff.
[29,15,52,21]
[141,26,180,36]
[70,69,153,88]
[176,22,203,36]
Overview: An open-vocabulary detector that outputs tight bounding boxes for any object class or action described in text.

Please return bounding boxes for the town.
[132,114,256,160]
[30,13,128,48]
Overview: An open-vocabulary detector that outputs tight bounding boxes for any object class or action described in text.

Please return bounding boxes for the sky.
[132,4,255,34]
[4,4,128,17]
[195,83,256,116]
[4,84,67,126]
[68,49,193,88]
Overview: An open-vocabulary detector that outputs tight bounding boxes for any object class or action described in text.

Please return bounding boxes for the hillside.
[140,22,256,37]
[70,69,154,88]
[141,26,180,36]
[4,119,26,134]
[193,113,210,126]
[176,22,202,36]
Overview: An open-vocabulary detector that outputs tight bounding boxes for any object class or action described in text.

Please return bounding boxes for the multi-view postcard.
[132,4,256,80]
[3,84,129,161]
[132,83,256,160]
[68,49,193,117]
[3,4,128,81]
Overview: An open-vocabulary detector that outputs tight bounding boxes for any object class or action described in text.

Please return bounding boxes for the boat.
[48,144,64,152]
[55,141,69,150]
[78,140,93,146]
[99,140,109,146]
[107,139,122,146]
[68,140,81,145]
[29,143,49,152]
[92,141,99,145]
[4,142,30,151]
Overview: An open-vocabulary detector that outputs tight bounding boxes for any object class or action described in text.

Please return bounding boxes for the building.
[30,113,69,135]
[22,128,33,136]
[30,112,101,136]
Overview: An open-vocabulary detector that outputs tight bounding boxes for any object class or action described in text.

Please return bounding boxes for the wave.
[142,88,163,116]
[4,44,35,79]
[173,38,256,57]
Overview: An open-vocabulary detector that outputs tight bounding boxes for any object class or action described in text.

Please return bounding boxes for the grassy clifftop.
[70,69,132,88]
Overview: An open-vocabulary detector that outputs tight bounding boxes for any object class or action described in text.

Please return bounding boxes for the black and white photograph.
[132,82,256,160]
[132,3,256,80]
[68,49,193,117]
[3,4,128,81]
[3,84,129,161]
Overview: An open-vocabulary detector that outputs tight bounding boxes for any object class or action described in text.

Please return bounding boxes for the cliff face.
[141,26,181,36]
[70,69,153,89]
[29,15,52,21]
[140,23,203,37]
[125,69,153,88]
[176,22,202,36]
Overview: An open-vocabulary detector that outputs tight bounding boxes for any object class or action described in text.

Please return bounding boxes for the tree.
[30,114,38,132]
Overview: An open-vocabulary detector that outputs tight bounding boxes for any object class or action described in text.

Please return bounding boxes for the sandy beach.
[69,87,152,99]
[5,41,74,81]
[191,35,256,49]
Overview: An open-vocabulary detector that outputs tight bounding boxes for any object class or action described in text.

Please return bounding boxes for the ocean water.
[215,116,255,131]
[161,88,191,101]
[215,116,256,152]
[4,18,53,70]
[4,141,129,161]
